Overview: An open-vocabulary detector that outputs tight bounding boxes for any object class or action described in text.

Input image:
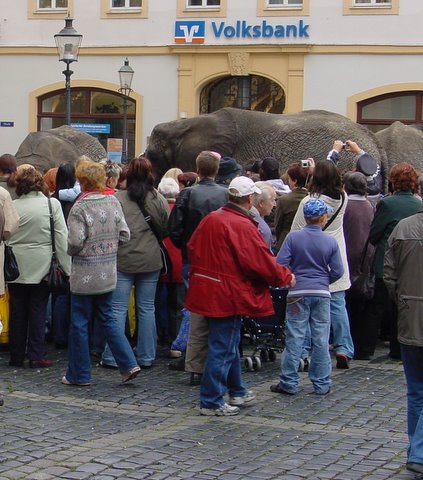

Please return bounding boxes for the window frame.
[100,0,148,18]
[257,0,309,17]
[186,0,220,8]
[28,0,73,19]
[343,0,399,15]
[267,0,303,8]
[357,91,423,132]
[176,0,226,18]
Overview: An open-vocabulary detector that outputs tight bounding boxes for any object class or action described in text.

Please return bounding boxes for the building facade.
[0,0,422,161]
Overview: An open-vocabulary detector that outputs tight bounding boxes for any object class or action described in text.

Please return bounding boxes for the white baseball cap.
[228,176,262,197]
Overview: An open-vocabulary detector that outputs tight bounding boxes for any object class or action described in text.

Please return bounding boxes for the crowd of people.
[0,142,421,474]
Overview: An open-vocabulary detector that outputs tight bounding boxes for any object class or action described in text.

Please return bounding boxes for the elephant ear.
[175,109,239,166]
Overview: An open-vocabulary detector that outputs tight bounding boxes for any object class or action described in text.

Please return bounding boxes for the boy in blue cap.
[271,198,344,395]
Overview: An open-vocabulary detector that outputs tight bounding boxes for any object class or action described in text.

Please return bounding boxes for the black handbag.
[137,201,173,275]
[47,197,69,295]
[350,238,375,300]
[4,245,19,282]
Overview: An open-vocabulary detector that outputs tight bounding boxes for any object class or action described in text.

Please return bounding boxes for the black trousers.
[347,279,400,358]
[8,282,50,363]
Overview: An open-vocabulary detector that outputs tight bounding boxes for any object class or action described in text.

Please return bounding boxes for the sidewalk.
[0,342,415,480]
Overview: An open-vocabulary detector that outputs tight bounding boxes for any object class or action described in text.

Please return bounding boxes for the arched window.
[38,87,136,160]
[200,75,285,114]
[357,92,423,132]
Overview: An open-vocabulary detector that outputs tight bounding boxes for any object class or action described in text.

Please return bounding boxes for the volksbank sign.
[174,20,310,44]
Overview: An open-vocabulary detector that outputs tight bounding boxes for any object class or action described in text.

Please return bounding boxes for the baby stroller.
[241,287,287,371]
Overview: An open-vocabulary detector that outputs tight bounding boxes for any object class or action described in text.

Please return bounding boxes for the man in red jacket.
[186,176,295,416]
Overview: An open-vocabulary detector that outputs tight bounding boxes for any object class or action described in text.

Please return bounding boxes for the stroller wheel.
[260,350,269,362]
[253,356,262,371]
[244,357,254,371]
[268,350,277,362]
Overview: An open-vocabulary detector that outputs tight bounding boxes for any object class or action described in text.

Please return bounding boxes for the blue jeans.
[102,270,160,367]
[330,291,354,358]
[280,296,331,395]
[66,292,137,383]
[401,344,423,464]
[200,316,247,409]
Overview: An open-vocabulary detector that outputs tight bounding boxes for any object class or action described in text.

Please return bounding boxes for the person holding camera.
[327,140,383,200]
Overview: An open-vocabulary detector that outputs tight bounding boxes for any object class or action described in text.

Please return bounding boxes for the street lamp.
[54,17,82,126]
[118,58,134,163]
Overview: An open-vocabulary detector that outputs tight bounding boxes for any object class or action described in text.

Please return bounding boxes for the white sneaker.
[228,390,256,406]
[169,349,182,358]
[200,403,240,416]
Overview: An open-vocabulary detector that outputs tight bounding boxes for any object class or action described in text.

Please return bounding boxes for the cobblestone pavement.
[0,342,418,480]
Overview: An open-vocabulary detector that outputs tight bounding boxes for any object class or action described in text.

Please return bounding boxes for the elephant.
[15,125,107,173]
[376,121,423,175]
[145,107,389,189]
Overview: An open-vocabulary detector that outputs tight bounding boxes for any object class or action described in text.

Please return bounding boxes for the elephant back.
[15,125,107,173]
[376,122,423,175]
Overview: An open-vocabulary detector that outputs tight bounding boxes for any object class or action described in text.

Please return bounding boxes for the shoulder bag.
[137,201,172,275]
[4,245,19,282]
[47,197,69,295]
[350,237,375,300]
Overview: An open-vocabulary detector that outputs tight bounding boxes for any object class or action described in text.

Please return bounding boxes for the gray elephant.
[15,125,107,173]
[145,107,388,188]
[376,121,423,175]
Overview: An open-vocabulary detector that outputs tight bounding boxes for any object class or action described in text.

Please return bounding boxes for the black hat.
[356,154,378,176]
[216,157,243,183]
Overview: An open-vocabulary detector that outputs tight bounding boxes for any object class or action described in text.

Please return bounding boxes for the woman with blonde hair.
[64,160,140,385]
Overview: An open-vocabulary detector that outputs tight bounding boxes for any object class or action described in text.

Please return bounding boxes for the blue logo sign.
[175,21,205,44]
[71,123,111,134]
[0,121,14,127]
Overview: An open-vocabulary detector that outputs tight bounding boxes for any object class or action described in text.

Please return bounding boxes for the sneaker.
[336,354,350,369]
[169,349,182,358]
[270,383,296,395]
[200,403,240,416]
[229,390,256,406]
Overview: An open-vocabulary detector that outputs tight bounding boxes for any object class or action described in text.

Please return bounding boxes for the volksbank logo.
[175,21,205,43]
[212,20,309,39]
[174,19,309,44]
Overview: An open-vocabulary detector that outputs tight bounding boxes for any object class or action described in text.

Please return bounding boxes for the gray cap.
[343,171,367,196]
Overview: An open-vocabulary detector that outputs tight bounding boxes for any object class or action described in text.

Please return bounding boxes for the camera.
[342,142,348,149]
[301,159,309,168]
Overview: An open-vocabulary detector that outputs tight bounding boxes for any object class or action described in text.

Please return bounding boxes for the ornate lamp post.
[118,58,134,163]
[54,17,83,126]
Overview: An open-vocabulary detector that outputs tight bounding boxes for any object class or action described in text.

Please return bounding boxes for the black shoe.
[270,383,295,395]
[0,393,3,406]
[190,373,202,386]
[138,364,153,370]
[406,462,423,474]
[29,359,53,368]
[99,360,118,370]
[388,352,402,361]
[168,357,185,371]
[353,353,372,361]
[8,360,24,368]
[336,354,350,369]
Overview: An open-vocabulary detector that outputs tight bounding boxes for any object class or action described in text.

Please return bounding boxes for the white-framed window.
[111,0,142,8]
[186,0,221,8]
[37,0,68,9]
[353,0,391,5]
[267,0,303,7]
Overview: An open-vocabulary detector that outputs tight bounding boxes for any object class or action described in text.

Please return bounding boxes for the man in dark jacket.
[384,206,423,475]
[168,151,228,384]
